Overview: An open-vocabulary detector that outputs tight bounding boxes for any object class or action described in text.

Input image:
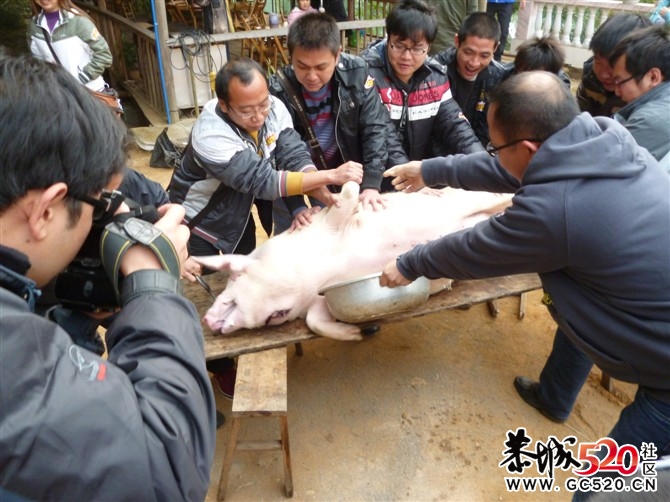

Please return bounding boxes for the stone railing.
[511,0,654,68]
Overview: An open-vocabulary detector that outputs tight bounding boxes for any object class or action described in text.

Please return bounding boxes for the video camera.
[55,190,159,312]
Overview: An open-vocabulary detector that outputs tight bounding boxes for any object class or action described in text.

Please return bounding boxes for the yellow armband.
[285,172,305,196]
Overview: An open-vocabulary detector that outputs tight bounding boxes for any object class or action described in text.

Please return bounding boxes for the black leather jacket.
[269,52,408,198]
[434,46,506,146]
[362,40,484,159]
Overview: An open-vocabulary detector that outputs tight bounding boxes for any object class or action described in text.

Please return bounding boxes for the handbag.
[88,86,124,116]
[150,127,182,169]
[41,27,123,116]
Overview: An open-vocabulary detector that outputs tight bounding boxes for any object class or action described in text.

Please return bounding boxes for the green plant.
[0,0,32,55]
[122,32,138,69]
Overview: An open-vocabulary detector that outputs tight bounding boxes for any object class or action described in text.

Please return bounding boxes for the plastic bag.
[149,127,182,169]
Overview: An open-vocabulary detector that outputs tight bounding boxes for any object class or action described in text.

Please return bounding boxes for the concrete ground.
[127,143,636,502]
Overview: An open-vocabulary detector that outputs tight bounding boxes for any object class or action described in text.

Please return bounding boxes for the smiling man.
[575,13,651,117]
[361,0,483,160]
[434,12,506,145]
[380,71,670,499]
[269,12,408,230]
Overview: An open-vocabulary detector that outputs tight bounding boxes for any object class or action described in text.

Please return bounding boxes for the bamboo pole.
[153,0,180,123]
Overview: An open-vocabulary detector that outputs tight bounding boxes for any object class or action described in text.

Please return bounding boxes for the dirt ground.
[127,141,636,502]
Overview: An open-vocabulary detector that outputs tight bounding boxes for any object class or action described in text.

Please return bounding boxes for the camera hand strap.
[100,216,181,303]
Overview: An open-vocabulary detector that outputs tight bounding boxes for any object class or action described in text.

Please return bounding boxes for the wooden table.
[201,273,542,361]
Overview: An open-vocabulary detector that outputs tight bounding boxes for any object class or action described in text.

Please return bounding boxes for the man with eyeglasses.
[0,54,216,500]
[380,72,670,497]
[609,24,670,171]
[169,57,363,260]
[433,12,507,146]
[169,57,363,402]
[361,0,484,162]
[269,12,408,231]
[576,13,651,118]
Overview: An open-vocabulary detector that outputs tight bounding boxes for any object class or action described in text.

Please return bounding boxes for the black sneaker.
[513,376,566,424]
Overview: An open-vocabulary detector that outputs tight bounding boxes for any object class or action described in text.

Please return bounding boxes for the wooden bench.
[202,274,543,361]
[217,347,293,500]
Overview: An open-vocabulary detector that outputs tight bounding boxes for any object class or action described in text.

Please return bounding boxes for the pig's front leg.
[305,297,363,341]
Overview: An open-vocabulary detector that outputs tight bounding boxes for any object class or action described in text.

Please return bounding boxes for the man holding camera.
[0,54,216,500]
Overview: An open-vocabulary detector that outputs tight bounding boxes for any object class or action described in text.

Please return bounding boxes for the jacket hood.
[522,113,646,185]
[615,80,670,121]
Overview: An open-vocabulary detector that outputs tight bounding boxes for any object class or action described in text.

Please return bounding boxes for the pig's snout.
[204,299,241,333]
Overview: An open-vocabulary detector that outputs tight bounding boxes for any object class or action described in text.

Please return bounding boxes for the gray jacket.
[614,80,670,170]
[398,113,670,401]
[169,97,316,253]
[0,246,216,500]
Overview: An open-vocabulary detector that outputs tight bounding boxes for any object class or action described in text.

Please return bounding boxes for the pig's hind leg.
[305,297,363,341]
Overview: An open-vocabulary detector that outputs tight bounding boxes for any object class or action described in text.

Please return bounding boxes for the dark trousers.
[486,2,515,61]
[537,328,670,501]
[537,328,593,421]
[310,0,347,21]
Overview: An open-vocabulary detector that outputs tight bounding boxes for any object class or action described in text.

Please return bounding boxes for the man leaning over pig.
[381,71,670,499]
[169,57,362,260]
[269,12,409,232]
[168,57,362,401]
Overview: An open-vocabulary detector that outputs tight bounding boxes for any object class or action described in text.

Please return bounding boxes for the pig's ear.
[191,254,254,273]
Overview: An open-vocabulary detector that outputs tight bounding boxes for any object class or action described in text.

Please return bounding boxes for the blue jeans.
[537,328,593,421]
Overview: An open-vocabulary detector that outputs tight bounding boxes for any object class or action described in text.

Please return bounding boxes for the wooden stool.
[217,347,293,500]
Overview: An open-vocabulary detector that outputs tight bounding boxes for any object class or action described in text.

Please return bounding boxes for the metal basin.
[319,272,430,323]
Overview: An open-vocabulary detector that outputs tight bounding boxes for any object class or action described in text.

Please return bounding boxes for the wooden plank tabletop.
[199,273,542,361]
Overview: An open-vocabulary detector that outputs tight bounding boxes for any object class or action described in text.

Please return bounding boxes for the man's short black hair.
[457,12,501,45]
[488,71,579,144]
[386,0,438,45]
[215,57,267,103]
[514,36,565,74]
[609,25,670,83]
[589,13,651,57]
[0,51,127,219]
[287,12,341,56]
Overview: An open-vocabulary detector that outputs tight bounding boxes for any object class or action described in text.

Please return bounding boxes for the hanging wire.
[170,29,224,84]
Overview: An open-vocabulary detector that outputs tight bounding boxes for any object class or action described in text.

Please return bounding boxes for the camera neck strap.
[275,69,328,171]
[99,215,181,303]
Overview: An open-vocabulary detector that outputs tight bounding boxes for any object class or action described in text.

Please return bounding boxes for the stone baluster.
[542,3,554,38]
[534,3,545,38]
[583,7,598,49]
[562,5,575,45]
[551,3,564,39]
[572,6,586,47]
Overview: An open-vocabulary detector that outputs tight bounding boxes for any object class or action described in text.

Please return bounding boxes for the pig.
[195,182,512,341]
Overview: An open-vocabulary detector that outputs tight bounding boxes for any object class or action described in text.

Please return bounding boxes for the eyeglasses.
[486,138,544,157]
[613,74,638,88]
[70,189,123,222]
[389,42,429,57]
[228,96,272,120]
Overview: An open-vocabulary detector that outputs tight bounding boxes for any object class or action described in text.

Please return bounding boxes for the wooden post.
[153,0,180,123]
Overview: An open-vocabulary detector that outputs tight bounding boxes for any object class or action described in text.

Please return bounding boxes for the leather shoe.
[513,376,566,424]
